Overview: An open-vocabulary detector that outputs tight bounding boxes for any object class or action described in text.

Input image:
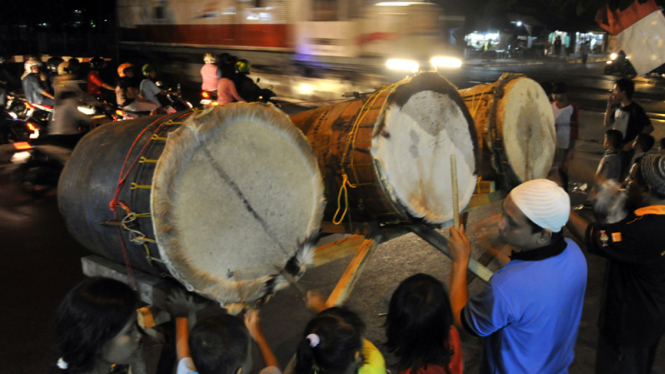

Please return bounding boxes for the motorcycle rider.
[116,63,157,113]
[22,60,55,106]
[201,53,219,94]
[49,90,90,149]
[232,59,264,102]
[140,64,169,112]
[46,57,64,93]
[86,57,114,97]
[217,63,245,105]
[0,56,19,108]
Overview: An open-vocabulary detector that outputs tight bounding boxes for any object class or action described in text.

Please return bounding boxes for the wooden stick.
[451,154,460,230]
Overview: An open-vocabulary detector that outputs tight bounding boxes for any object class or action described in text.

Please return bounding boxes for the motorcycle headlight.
[430,56,463,69]
[386,59,419,73]
[606,60,612,64]
[610,53,617,60]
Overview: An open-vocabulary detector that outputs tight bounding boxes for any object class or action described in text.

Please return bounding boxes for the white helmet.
[24,60,42,72]
[204,53,216,64]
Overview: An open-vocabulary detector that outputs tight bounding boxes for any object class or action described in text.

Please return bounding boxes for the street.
[1,58,664,374]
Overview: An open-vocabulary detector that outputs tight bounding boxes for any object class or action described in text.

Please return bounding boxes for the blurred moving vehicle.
[117,0,462,81]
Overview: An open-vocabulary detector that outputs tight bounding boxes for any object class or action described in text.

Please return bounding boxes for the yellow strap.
[142,237,156,243]
[151,134,168,141]
[127,212,152,220]
[130,183,151,190]
[143,244,154,267]
[165,120,183,125]
[139,157,158,163]
[332,174,357,225]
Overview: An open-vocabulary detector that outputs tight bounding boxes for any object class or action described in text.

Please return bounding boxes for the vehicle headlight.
[606,60,612,64]
[386,59,419,73]
[430,56,463,68]
[610,53,617,60]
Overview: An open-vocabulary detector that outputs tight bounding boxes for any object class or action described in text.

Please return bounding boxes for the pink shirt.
[217,78,245,105]
[201,64,219,91]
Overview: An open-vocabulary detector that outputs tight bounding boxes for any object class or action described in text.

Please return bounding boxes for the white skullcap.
[510,179,570,232]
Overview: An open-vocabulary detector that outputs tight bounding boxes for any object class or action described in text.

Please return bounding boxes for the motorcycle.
[0,108,30,144]
[155,82,193,112]
[24,102,54,139]
[604,52,637,77]
[5,92,29,119]
[200,90,218,108]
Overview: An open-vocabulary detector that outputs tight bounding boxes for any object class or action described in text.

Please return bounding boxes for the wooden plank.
[82,255,173,310]
[325,235,381,308]
[408,225,494,283]
[312,235,366,268]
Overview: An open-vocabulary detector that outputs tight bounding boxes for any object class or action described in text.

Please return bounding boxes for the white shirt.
[612,107,630,137]
[140,79,162,108]
[551,102,576,149]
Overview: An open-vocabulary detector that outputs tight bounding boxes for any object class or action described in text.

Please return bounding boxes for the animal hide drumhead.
[151,104,324,304]
[372,89,477,224]
[500,78,555,182]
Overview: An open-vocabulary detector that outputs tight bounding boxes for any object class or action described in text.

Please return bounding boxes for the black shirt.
[585,205,665,346]
[611,102,651,144]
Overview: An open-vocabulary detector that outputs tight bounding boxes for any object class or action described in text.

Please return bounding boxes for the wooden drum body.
[291,72,479,225]
[58,104,325,306]
[459,73,556,189]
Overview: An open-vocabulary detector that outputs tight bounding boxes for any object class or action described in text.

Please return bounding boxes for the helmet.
[46,57,64,73]
[24,60,42,72]
[57,61,71,75]
[203,53,216,64]
[142,64,156,77]
[236,59,251,74]
[90,57,106,70]
[67,58,80,73]
[117,62,134,77]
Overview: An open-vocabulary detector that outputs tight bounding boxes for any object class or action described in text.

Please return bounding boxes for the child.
[550,82,579,191]
[296,292,386,374]
[52,277,142,374]
[167,289,280,374]
[385,274,463,374]
[658,137,665,155]
[629,133,655,167]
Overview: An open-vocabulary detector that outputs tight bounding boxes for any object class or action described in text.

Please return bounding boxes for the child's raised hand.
[305,290,327,313]
[166,288,196,318]
[244,309,263,340]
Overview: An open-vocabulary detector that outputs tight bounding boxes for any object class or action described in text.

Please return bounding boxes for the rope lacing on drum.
[108,110,195,289]
[333,82,400,225]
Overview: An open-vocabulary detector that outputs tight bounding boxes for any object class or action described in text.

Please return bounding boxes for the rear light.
[13,142,32,150]
[115,110,123,115]
[26,122,37,132]
[212,101,219,106]
[24,102,33,109]
[202,92,210,98]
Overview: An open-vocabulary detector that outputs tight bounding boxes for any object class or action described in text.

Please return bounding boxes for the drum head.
[151,104,325,304]
[372,74,478,224]
[500,78,556,183]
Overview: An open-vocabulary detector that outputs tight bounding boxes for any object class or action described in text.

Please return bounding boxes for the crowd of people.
[13,57,659,374]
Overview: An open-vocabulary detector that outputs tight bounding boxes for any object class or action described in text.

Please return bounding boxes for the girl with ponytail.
[294,294,385,374]
[50,277,142,374]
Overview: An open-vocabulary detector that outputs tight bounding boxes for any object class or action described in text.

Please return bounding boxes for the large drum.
[290,72,479,225]
[458,73,556,189]
[59,104,325,306]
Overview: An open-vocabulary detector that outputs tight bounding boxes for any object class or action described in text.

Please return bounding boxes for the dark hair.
[294,307,365,374]
[190,315,250,374]
[615,78,635,99]
[526,216,564,243]
[54,277,138,373]
[552,82,568,94]
[660,138,665,150]
[385,274,454,374]
[540,82,552,98]
[635,134,655,152]
[605,129,623,149]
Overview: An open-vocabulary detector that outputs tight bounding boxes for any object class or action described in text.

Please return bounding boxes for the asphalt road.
[1,60,664,374]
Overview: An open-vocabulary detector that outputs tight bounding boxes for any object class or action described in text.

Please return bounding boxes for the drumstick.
[451,155,460,230]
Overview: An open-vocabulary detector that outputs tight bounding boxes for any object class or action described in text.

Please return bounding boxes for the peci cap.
[510,179,570,232]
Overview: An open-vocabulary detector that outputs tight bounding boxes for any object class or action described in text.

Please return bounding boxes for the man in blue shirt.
[22,61,55,106]
[449,179,587,373]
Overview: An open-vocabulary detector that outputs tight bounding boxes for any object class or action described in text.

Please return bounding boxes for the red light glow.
[13,142,32,150]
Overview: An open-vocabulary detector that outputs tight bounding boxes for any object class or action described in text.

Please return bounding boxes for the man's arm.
[566,210,589,242]
[448,225,471,332]
[604,103,615,127]
[166,289,197,361]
